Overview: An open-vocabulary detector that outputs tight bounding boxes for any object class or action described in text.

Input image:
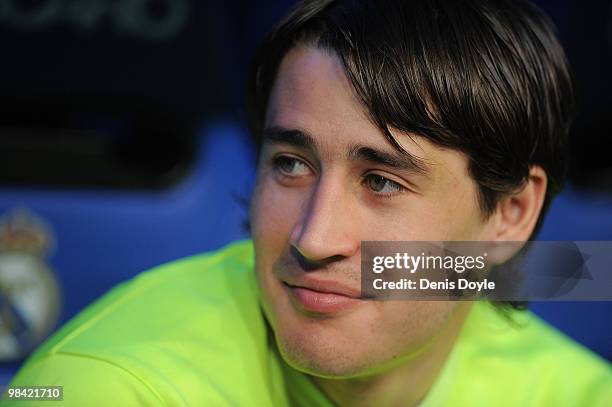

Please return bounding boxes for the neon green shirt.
[4,240,612,406]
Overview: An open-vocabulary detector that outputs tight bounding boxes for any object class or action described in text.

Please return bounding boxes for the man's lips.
[282,276,362,298]
[281,276,364,314]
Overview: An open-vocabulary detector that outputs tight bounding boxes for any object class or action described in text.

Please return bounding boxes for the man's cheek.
[377,302,457,346]
[252,182,285,237]
[259,186,306,233]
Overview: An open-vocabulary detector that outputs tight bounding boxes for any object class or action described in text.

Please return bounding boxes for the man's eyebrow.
[262,126,430,175]
[348,145,431,176]
[261,126,316,151]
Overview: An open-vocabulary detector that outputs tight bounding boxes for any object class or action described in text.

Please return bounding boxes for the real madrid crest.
[0,208,61,362]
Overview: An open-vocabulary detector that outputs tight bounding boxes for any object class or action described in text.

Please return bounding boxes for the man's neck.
[310,302,474,407]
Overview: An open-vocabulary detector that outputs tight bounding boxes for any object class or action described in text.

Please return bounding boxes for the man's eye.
[273,156,311,177]
[364,174,405,195]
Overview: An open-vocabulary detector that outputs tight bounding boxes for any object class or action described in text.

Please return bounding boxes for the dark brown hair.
[247,0,574,240]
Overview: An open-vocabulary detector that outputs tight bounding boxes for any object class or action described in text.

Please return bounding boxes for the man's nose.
[289,175,360,265]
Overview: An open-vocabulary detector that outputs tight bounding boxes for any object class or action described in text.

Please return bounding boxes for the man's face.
[250,45,495,378]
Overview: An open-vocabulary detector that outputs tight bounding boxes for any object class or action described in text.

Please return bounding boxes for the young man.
[6,0,611,406]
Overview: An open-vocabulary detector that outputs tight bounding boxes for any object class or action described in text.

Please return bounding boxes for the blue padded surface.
[0,120,256,381]
[533,187,612,360]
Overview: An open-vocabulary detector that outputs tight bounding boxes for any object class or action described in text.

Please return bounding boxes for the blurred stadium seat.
[0,120,255,382]
[534,187,612,361]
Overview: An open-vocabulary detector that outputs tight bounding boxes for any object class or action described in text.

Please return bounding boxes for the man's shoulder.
[470,303,610,373]
[430,302,612,406]
[10,239,287,406]
[34,238,258,356]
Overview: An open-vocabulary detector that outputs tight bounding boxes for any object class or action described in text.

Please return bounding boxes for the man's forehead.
[265,45,368,133]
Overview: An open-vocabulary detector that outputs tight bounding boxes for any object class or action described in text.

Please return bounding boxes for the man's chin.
[273,327,374,379]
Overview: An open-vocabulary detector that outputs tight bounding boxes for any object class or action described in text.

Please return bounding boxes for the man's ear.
[493,165,548,241]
